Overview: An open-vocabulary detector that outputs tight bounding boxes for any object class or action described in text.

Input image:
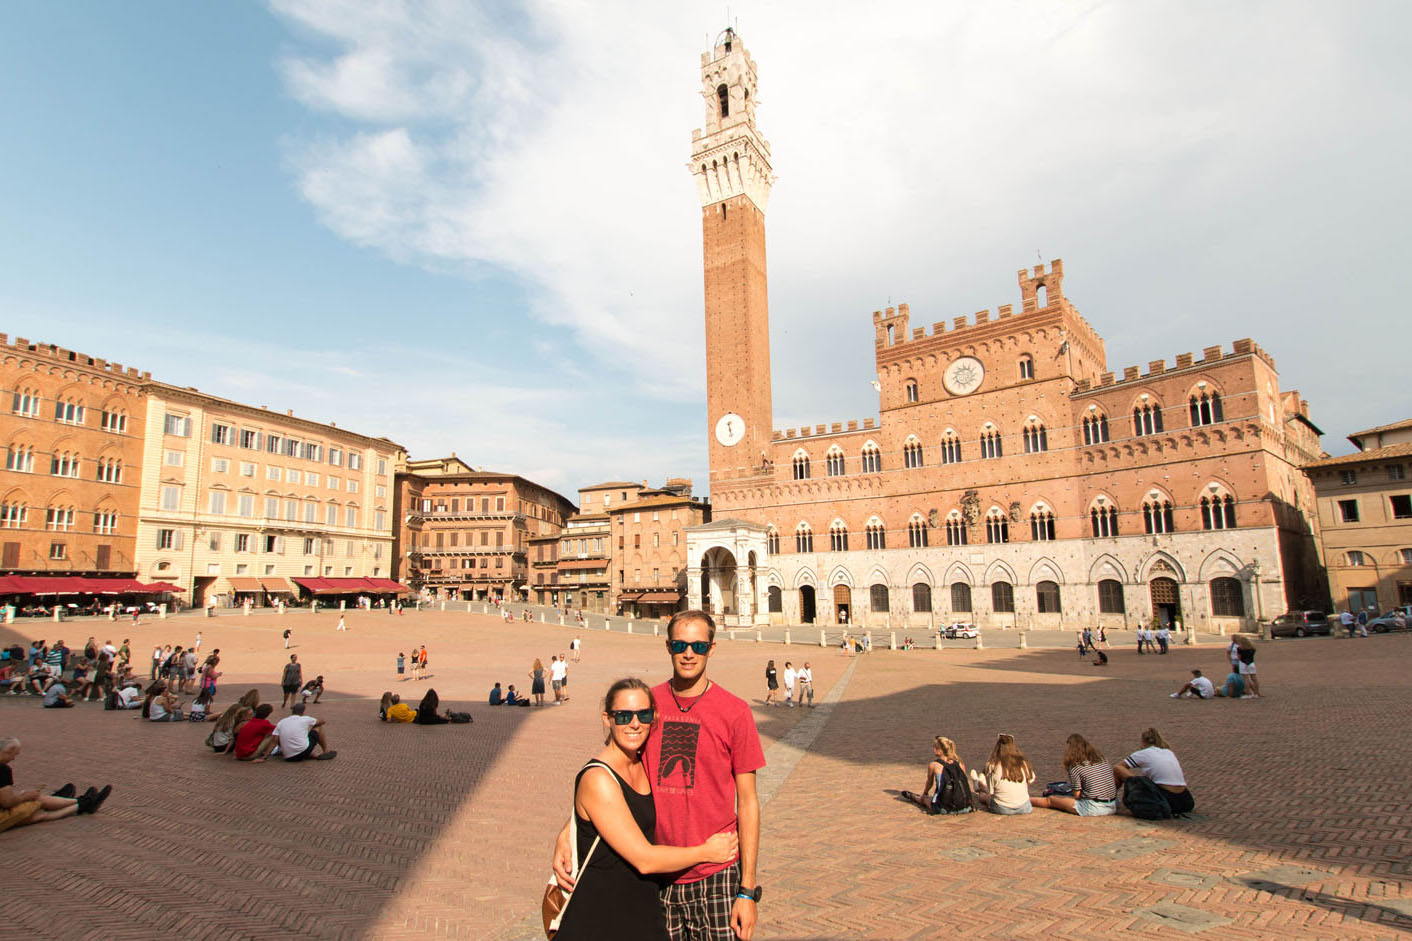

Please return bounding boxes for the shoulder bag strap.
[547,760,612,932]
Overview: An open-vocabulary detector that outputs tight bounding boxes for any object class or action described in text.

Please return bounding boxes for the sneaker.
[1170,692,1180,698]
[52,783,75,799]
[88,785,112,814]
[1240,694,1255,699]
[315,751,338,760]
[76,787,99,814]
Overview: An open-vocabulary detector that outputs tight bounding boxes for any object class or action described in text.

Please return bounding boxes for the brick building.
[0,334,148,579]
[136,384,404,605]
[393,456,575,601]
[1304,419,1412,615]
[683,30,1325,632]
[609,478,709,618]
[550,482,636,613]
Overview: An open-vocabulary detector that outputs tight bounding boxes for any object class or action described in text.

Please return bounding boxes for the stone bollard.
[819,629,826,647]
[974,634,984,650]
[243,600,252,616]
[936,632,944,650]
[627,622,633,634]
[890,631,897,650]
[53,608,62,623]
[277,601,285,615]
[159,604,168,620]
[784,629,791,646]
[559,613,565,625]
[864,631,872,652]
[1185,628,1197,645]
[755,629,762,642]
[438,600,445,611]
[1018,631,1027,649]
[729,629,737,642]
[653,623,660,636]
[4,605,14,624]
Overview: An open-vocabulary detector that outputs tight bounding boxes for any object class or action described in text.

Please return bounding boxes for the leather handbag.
[542,760,608,939]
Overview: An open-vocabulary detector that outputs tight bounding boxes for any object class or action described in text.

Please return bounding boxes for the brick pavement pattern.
[1,610,1408,939]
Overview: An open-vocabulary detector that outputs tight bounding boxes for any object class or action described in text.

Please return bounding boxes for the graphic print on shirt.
[658,720,701,790]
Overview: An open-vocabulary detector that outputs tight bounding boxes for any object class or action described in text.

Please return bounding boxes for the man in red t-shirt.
[555,609,765,940]
[231,704,276,761]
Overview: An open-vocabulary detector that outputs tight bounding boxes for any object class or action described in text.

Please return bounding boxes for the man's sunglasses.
[667,640,712,655]
[610,708,655,725]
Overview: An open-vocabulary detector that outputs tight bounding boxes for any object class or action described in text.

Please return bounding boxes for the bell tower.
[691,27,774,485]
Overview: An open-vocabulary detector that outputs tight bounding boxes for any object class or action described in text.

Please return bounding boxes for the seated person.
[189,689,215,721]
[379,691,393,720]
[1092,649,1108,666]
[300,676,325,705]
[504,684,527,706]
[252,703,335,762]
[0,737,111,831]
[970,733,1035,815]
[900,735,973,815]
[143,683,183,721]
[384,694,416,723]
[42,680,74,709]
[0,664,21,695]
[1030,734,1118,816]
[1115,727,1194,815]
[488,682,503,706]
[1170,669,1215,699]
[414,689,451,725]
[231,704,276,760]
[114,683,144,710]
[22,664,54,696]
[1214,670,1247,698]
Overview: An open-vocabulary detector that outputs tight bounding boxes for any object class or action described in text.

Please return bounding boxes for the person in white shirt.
[1114,727,1194,814]
[1170,669,1215,699]
[1156,626,1171,654]
[782,663,797,707]
[252,703,335,762]
[150,646,164,680]
[549,656,569,704]
[797,663,815,707]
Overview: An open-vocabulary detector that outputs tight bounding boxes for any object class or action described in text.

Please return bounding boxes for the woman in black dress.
[555,678,737,941]
[530,658,547,706]
[764,659,779,706]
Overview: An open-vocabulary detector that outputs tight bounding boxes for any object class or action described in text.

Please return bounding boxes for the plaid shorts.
[660,863,740,941]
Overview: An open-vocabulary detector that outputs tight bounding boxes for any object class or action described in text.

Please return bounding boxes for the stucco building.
[609,478,709,618]
[1304,419,1412,614]
[0,334,148,579]
[683,29,1325,632]
[393,456,575,601]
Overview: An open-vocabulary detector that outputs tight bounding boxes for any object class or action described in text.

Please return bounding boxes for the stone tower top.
[689,27,774,211]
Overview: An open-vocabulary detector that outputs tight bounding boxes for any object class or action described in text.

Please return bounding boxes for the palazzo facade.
[683,30,1326,632]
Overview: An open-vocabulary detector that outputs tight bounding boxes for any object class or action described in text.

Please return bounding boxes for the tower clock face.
[715,412,745,447]
[943,357,985,396]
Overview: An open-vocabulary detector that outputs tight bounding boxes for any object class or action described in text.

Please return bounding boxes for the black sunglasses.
[667,640,712,655]
[610,708,655,725]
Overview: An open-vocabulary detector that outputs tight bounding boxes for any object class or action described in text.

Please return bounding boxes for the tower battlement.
[1071,338,1276,393]
[0,332,151,381]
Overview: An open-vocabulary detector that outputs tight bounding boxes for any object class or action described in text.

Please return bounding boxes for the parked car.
[1269,610,1331,637]
[1367,606,1412,633]
[943,622,979,639]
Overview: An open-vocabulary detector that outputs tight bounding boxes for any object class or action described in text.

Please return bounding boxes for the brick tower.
[691,27,774,485]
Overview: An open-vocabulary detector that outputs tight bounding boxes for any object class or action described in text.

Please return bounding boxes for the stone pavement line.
[755,656,860,809]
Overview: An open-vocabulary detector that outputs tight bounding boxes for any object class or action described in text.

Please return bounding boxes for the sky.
[2,1,1408,502]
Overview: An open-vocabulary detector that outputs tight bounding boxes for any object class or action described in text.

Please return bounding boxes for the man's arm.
[732,770,760,941]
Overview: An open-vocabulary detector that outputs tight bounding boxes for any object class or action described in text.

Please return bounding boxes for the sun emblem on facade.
[943,356,986,396]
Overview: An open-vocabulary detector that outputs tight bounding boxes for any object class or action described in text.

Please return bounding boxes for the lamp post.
[1250,558,1264,636]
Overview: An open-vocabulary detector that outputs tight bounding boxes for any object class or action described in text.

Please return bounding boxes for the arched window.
[1133,401,1164,436]
[870,584,888,611]
[0,500,28,528]
[912,583,931,613]
[1090,501,1119,538]
[1082,411,1110,445]
[1201,491,1237,530]
[1018,355,1034,380]
[45,505,75,531]
[903,436,924,468]
[1190,390,1223,426]
[825,447,845,477]
[54,397,85,425]
[985,508,1009,544]
[11,388,40,417]
[1030,508,1055,541]
[794,523,813,553]
[792,451,810,480]
[1210,577,1245,616]
[100,407,127,433]
[829,520,849,552]
[991,581,1015,613]
[939,431,962,464]
[865,518,886,550]
[908,514,928,548]
[980,428,1003,459]
[1036,580,1061,613]
[1143,497,1175,534]
[717,83,729,118]
[1023,421,1048,454]
[1345,550,1366,567]
[765,528,780,554]
[1097,579,1125,613]
[93,509,118,534]
[860,442,882,474]
[51,451,80,478]
[767,585,783,613]
[95,458,122,484]
[905,379,919,403]
[5,444,34,473]
[951,582,972,613]
[945,511,967,546]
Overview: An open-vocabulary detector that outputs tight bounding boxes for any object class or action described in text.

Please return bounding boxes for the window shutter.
[173,530,184,551]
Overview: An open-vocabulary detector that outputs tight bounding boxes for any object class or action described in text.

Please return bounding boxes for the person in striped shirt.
[1030,733,1118,816]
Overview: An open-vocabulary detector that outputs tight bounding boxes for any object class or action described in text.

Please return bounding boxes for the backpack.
[448,711,473,724]
[933,761,972,814]
[104,690,119,711]
[1237,647,1254,665]
[1122,776,1173,820]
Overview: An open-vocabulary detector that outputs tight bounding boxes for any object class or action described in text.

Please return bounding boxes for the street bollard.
[627,622,633,634]
[864,631,872,652]
[784,629,791,646]
[729,629,737,642]
[819,629,826,647]
[559,613,565,625]
[3,605,13,624]
[244,600,252,616]
[159,603,168,620]
[1185,628,1197,645]
[1018,631,1027,649]
[890,631,896,650]
[755,629,762,642]
[936,631,944,650]
[53,608,61,623]
[653,623,659,636]
[974,634,984,650]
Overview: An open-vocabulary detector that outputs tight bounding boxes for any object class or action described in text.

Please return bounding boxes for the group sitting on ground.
[380,692,416,722]
[488,682,529,706]
[377,689,469,724]
[899,727,1193,819]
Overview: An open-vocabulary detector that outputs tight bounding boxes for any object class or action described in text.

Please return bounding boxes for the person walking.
[280,655,303,709]
[798,662,814,707]
[764,659,779,706]
[336,615,347,632]
[283,628,292,649]
[571,636,582,662]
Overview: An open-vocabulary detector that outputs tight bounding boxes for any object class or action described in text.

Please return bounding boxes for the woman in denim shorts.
[1031,733,1118,816]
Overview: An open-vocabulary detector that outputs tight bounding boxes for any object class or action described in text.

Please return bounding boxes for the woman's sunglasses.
[610,708,655,725]
[667,640,712,655]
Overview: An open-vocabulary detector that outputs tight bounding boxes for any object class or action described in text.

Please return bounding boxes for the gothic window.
[5,444,34,473]
[1201,492,1237,530]
[95,458,122,484]
[100,409,127,433]
[1143,498,1175,534]
[903,436,924,468]
[861,442,882,474]
[11,388,40,417]
[945,511,967,546]
[1090,503,1119,538]
[1083,412,1110,445]
[795,523,813,553]
[765,528,780,554]
[1133,401,1164,436]
[826,447,845,477]
[829,520,849,552]
[1036,580,1062,613]
[951,582,972,613]
[1189,391,1224,426]
[908,515,928,548]
[991,581,1015,613]
[865,518,886,550]
[980,429,1003,459]
[767,586,783,613]
[45,505,75,531]
[870,583,889,611]
[792,451,810,480]
[985,509,1009,544]
[1018,356,1034,380]
[0,501,27,528]
[1210,577,1245,616]
[1023,422,1048,454]
[939,432,962,464]
[1097,579,1125,614]
[912,583,931,613]
[905,379,919,403]
[717,83,729,118]
[1345,550,1366,566]
[1030,508,1055,541]
[50,451,80,478]
[54,397,85,425]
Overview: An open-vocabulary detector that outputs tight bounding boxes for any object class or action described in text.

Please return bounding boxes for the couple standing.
[552,610,764,940]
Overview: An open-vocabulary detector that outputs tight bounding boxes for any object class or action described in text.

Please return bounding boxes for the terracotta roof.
[1349,418,1412,440]
[558,558,609,571]
[1303,442,1412,468]
[607,494,702,511]
[580,481,642,490]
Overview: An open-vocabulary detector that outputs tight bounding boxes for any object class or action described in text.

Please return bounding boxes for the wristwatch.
[737,885,762,903]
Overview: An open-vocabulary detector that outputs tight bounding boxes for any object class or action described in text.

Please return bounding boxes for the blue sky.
[3,1,1408,501]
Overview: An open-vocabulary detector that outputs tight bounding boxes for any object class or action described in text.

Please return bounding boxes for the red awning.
[228,577,264,592]
[0,575,181,595]
[292,577,410,595]
[617,591,644,602]
[638,591,681,604]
